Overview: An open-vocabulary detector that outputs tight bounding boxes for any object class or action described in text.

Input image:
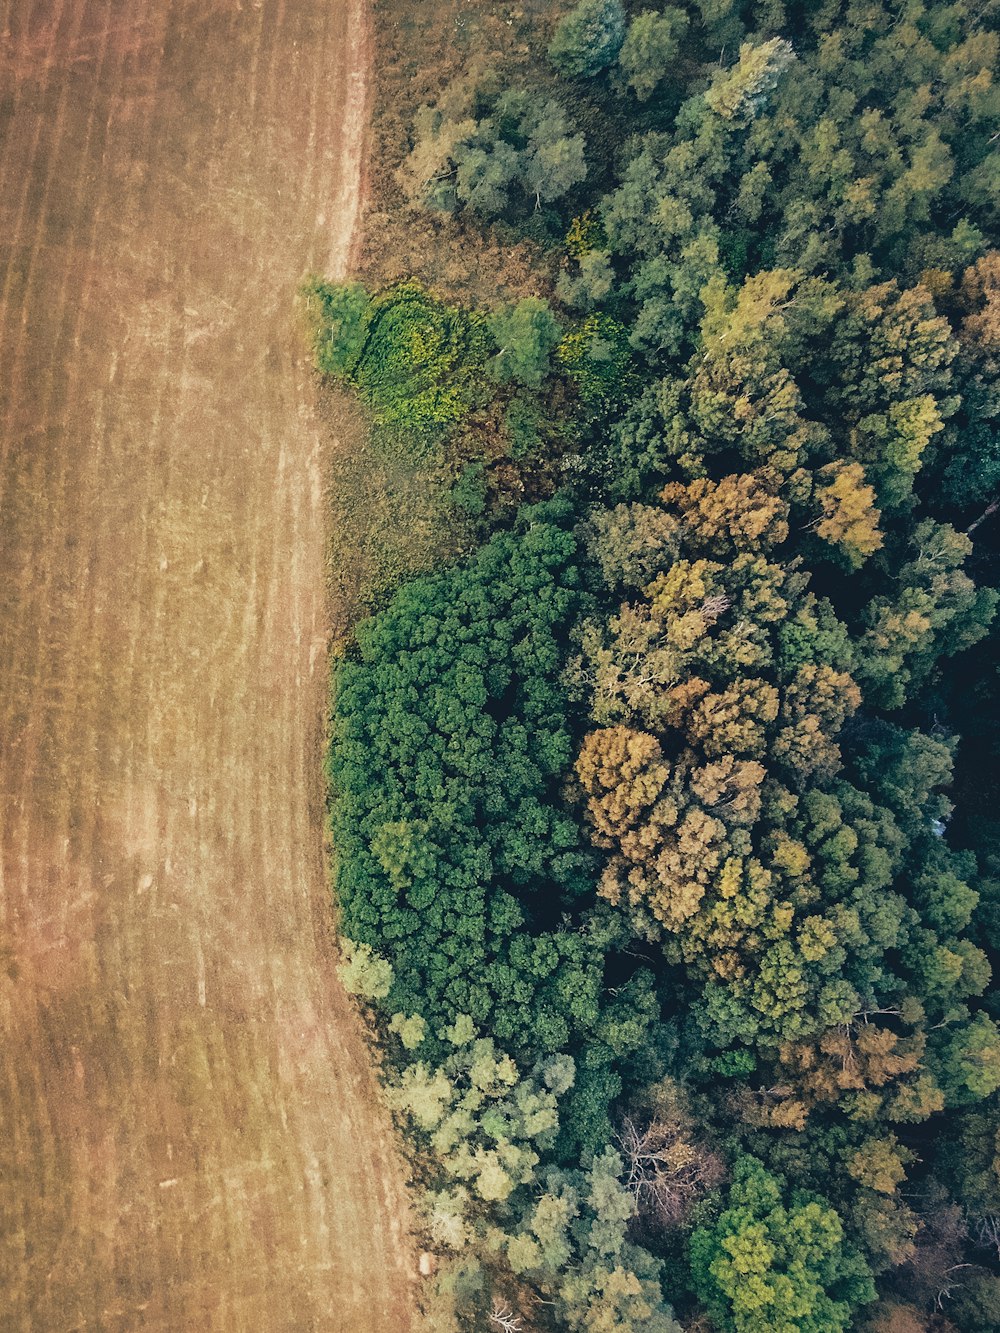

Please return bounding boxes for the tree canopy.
[318,1,1000,1327]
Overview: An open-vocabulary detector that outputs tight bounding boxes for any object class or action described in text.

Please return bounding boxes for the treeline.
[316,3,1000,1330]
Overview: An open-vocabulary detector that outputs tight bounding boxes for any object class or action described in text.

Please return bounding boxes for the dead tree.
[618,1115,724,1228]
[973,1211,1000,1261]
[488,1301,523,1333]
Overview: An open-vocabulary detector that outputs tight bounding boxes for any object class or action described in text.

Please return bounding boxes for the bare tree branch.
[618,1116,725,1228]
[489,1302,524,1333]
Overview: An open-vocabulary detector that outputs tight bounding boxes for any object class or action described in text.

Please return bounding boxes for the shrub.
[304,278,491,457]
[556,314,633,408]
[351,281,491,443]
[302,277,370,375]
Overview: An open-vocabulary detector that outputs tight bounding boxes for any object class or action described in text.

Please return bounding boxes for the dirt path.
[0,2,415,1328]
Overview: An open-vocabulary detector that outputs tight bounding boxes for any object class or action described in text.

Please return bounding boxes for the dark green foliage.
[556,313,634,409]
[855,521,998,710]
[503,396,545,460]
[329,506,605,1057]
[449,462,487,517]
[948,1276,1000,1333]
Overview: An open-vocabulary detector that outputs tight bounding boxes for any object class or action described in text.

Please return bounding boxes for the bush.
[351,281,491,443]
[556,313,634,408]
[302,277,370,375]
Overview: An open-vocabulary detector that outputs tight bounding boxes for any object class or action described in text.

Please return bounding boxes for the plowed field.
[0,1,414,1328]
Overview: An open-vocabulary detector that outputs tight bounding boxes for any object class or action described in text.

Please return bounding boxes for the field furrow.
[0,2,414,1329]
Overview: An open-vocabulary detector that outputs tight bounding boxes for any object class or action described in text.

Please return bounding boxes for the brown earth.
[0,1,416,1329]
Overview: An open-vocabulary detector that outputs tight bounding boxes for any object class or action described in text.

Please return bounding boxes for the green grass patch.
[304,277,492,461]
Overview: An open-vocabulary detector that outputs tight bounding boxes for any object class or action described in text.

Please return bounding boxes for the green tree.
[557,250,615,311]
[338,938,393,1000]
[385,1025,569,1203]
[616,9,689,103]
[512,1150,681,1332]
[520,102,588,205]
[398,88,587,219]
[549,0,627,80]
[938,1014,1000,1106]
[330,505,637,1064]
[488,299,562,388]
[454,139,521,216]
[704,39,795,126]
[856,520,997,710]
[689,1157,875,1333]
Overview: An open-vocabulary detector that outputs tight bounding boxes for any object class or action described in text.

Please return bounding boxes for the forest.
[310,2,1000,1329]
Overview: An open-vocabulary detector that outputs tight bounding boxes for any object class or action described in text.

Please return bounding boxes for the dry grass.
[317,384,467,635]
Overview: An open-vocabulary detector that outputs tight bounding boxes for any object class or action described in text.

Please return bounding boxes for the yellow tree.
[812,460,883,568]
[661,470,789,555]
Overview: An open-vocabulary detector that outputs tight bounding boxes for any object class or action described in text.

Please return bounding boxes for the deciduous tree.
[616,9,689,102]
[549,0,627,80]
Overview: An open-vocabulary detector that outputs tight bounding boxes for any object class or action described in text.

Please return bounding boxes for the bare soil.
[0,1,415,1328]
